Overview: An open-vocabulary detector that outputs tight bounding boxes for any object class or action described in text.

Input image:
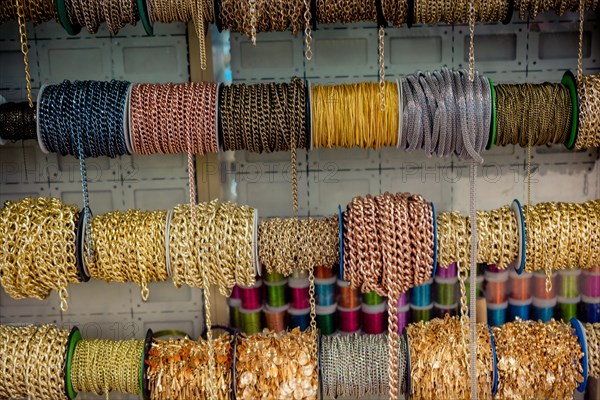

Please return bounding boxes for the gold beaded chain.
[71,338,144,399]
[15,0,33,108]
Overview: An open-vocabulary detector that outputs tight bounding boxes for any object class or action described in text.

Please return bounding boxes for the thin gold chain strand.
[71,338,144,398]
[0,0,57,23]
[15,0,33,107]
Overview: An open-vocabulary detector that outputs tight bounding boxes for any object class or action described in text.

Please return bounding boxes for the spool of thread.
[363,290,384,305]
[465,275,485,304]
[485,271,508,304]
[265,279,287,307]
[337,279,361,308]
[558,270,581,299]
[397,304,410,333]
[291,269,308,279]
[231,285,241,300]
[487,264,504,273]
[433,302,458,319]
[532,297,557,323]
[398,292,409,307]
[556,296,580,322]
[509,270,532,301]
[315,265,335,279]
[476,297,488,324]
[288,307,311,331]
[265,271,286,283]
[435,277,458,306]
[410,303,433,323]
[590,266,600,273]
[289,277,310,309]
[239,281,263,310]
[487,301,508,327]
[315,276,337,306]
[580,296,600,323]
[338,305,361,333]
[316,304,338,335]
[582,272,600,298]
[240,306,263,334]
[361,302,387,335]
[508,298,532,322]
[265,304,289,332]
[533,271,557,299]
[410,279,433,307]
[228,298,242,329]
[437,262,458,279]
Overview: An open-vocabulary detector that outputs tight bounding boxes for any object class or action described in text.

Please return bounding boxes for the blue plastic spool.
[338,204,344,280]
[289,308,311,331]
[409,281,432,307]
[488,325,499,396]
[431,202,438,279]
[570,318,588,393]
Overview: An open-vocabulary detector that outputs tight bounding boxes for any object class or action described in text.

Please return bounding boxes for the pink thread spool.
[485,270,508,304]
[231,285,241,300]
[239,280,263,310]
[582,272,600,298]
[397,304,410,332]
[509,270,532,301]
[533,271,557,300]
[289,277,310,309]
[338,305,361,333]
[361,302,386,334]
[437,262,458,279]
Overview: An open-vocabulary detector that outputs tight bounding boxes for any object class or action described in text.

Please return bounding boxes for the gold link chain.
[15,0,33,108]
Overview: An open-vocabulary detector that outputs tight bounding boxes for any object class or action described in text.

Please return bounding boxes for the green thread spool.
[228,298,242,329]
[265,271,286,282]
[557,296,580,322]
[363,290,384,305]
[240,307,263,334]
[265,280,287,307]
[316,304,337,335]
[558,270,581,299]
[410,304,433,323]
[435,277,458,306]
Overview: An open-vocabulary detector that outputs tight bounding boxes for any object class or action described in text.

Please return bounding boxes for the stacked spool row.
[485,264,600,326]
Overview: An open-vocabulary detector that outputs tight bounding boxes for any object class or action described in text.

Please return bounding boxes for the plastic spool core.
[138,0,154,35]
[431,202,437,278]
[338,205,344,279]
[36,84,50,154]
[56,0,82,35]
[76,209,92,282]
[124,84,134,155]
[570,318,589,393]
[488,325,499,396]
[164,209,173,277]
[397,78,403,148]
[561,71,579,150]
[487,78,497,150]
[64,326,82,400]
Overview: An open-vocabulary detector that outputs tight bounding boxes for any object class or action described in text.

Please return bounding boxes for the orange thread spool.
[533,271,557,300]
[264,305,288,333]
[485,271,508,304]
[315,265,334,279]
[509,271,532,300]
[337,279,361,308]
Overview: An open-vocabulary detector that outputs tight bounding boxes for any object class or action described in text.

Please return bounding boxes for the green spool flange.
[137,0,154,36]
[561,71,579,150]
[487,78,497,150]
[64,326,82,400]
[56,0,81,36]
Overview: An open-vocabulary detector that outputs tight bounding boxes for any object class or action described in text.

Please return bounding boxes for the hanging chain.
[248,0,257,45]
[15,0,33,108]
[303,0,313,60]
[577,0,584,80]
[378,26,386,111]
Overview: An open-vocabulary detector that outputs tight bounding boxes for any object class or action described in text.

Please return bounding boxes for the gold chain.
[378,26,386,111]
[303,0,313,60]
[15,0,33,108]
[248,0,257,45]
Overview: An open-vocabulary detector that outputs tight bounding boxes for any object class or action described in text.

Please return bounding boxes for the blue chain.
[38,80,131,257]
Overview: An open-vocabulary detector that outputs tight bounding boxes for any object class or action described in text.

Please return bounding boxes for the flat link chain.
[378,26,386,111]
[303,0,313,60]
[15,0,33,108]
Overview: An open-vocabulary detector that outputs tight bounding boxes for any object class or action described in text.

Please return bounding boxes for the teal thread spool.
[315,276,337,306]
[487,301,508,327]
[410,279,433,307]
[558,270,581,299]
[228,298,242,329]
[240,306,263,334]
[532,297,557,323]
[265,279,287,307]
[434,277,458,306]
[288,307,311,331]
[362,290,384,305]
[316,304,337,335]
[557,296,580,322]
